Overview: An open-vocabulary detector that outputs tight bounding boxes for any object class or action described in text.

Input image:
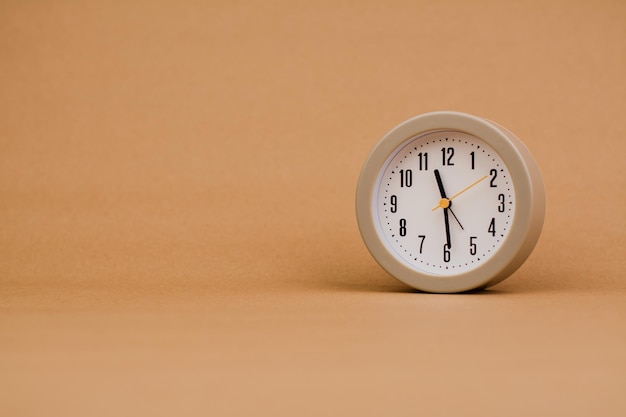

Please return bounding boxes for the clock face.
[374,129,516,275]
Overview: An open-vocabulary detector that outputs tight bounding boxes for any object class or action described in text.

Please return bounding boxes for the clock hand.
[434,169,464,230]
[434,169,448,199]
[449,174,489,201]
[443,205,452,249]
[434,170,452,249]
[432,174,489,211]
[448,207,464,230]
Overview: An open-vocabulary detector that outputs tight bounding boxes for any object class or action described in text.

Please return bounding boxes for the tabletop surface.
[1,1,625,416]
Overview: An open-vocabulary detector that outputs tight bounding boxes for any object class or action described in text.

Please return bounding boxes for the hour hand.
[434,169,448,199]
[434,169,452,210]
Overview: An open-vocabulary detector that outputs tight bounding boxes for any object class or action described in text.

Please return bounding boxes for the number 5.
[470,236,477,255]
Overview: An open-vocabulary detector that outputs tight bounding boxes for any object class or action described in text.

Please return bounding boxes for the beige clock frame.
[356,111,546,293]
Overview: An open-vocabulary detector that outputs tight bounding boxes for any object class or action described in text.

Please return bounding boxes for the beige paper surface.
[1,1,625,415]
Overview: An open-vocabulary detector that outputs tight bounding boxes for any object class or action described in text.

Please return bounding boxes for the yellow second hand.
[432,175,489,211]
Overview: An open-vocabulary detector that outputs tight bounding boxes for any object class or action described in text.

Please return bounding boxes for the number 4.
[488,218,496,236]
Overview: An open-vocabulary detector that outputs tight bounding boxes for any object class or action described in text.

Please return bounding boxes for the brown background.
[1,1,625,416]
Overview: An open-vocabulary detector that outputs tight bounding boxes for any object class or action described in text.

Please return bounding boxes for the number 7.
[418,235,426,254]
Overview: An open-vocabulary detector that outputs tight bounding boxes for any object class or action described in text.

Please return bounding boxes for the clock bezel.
[356,111,545,293]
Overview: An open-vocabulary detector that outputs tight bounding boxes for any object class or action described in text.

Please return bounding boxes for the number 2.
[490,169,498,187]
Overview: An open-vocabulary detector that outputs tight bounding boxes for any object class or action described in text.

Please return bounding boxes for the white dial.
[374,130,515,274]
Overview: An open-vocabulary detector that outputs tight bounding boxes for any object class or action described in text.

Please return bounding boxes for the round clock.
[356,111,545,293]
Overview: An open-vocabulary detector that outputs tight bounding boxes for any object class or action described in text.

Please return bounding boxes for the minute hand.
[432,174,488,211]
[434,170,452,250]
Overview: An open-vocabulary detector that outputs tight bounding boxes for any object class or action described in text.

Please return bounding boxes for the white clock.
[356,111,545,293]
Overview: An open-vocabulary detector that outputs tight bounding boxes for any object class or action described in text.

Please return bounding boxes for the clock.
[356,111,545,293]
